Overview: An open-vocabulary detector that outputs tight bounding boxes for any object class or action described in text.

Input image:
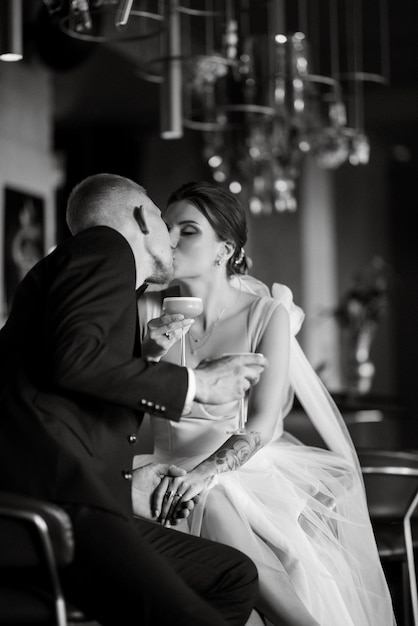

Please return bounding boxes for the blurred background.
[0,0,417,442]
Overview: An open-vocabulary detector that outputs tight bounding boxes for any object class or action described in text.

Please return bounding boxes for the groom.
[0,173,267,625]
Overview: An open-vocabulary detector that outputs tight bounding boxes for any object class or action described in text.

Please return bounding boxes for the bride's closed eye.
[163,222,199,236]
[180,226,200,236]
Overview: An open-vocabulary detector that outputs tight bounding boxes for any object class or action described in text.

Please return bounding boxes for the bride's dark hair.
[166,181,248,276]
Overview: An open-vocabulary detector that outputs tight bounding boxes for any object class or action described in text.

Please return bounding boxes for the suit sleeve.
[43,228,188,418]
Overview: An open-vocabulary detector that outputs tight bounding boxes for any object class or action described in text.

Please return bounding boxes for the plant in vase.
[334,256,390,395]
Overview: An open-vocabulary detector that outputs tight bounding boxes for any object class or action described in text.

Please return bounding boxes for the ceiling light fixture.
[46,0,390,215]
[0,0,23,62]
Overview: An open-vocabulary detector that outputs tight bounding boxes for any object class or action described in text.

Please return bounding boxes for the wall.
[0,58,63,325]
[334,134,397,397]
[299,159,341,390]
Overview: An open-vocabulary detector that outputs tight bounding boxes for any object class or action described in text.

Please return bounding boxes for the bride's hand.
[142,314,194,360]
[132,462,186,520]
[132,463,197,523]
[156,470,213,526]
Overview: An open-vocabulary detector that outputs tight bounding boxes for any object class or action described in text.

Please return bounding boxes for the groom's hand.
[194,353,267,404]
[132,463,193,522]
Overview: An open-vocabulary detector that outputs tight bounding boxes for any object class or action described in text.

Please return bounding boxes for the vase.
[344,323,377,395]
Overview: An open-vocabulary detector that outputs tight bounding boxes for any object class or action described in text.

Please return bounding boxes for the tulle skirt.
[136,432,395,626]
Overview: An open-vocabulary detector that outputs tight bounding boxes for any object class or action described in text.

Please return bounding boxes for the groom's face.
[141,196,174,285]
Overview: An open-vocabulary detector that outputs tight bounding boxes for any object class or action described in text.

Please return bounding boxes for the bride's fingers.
[148,313,181,328]
[170,500,194,524]
[160,479,187,525]
[157,478,180,524]
[152,475,170,518]
[159,319,194,341]
[164,492,186,525]
[159,493,177,525]
[164,485,197,525]
[147,318,194,347]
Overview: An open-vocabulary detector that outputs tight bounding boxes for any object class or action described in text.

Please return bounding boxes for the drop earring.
[215,257,222,266]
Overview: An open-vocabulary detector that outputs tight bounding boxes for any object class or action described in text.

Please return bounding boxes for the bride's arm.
[156,304,291,523]
[244,302,290,440]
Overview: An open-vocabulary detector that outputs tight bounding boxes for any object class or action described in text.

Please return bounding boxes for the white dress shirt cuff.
[182,368,196,416]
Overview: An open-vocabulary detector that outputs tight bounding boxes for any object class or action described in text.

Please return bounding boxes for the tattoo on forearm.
[213,433,262,474]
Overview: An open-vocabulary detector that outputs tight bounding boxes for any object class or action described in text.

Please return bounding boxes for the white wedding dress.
[136,278,396,626]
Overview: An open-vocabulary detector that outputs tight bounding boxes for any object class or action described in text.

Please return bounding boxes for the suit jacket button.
[128,434,137,444]
[122,470,133,481]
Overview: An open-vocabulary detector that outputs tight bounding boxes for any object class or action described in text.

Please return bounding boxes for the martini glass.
[162,297,203,366]
[222,352,263,434]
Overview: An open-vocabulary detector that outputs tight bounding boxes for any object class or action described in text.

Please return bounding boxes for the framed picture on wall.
[2,187,45,314]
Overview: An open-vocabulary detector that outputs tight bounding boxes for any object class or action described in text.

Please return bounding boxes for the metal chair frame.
[361,460,418,626]
[0,497,71,626]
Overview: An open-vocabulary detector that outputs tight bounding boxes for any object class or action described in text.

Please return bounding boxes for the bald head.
[66,173,146,235]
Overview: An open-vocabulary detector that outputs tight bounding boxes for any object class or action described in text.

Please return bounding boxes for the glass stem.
[180,334,186,367]
[239,396,247,431]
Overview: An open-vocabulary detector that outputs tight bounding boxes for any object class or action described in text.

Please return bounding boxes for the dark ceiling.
[21,1,418,145]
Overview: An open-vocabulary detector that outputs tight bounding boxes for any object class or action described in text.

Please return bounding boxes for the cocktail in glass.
[162,297,203,366]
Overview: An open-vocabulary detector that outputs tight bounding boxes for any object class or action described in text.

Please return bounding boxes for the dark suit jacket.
[0,226,188,517]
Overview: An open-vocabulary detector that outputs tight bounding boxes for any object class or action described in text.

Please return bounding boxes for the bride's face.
[165,200,223,280]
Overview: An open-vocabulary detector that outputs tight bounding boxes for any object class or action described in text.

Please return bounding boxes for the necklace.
[188,304,228,353]
[188,284,242,353]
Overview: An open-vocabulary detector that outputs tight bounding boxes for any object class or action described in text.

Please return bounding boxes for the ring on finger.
[164,332,171,340]
[166,490,176,499]
[174,492,183,499]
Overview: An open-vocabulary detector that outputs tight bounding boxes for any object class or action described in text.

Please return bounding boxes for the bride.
[136,181,395,626]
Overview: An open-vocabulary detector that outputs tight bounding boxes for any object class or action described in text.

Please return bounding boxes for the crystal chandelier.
[39,0,389,215]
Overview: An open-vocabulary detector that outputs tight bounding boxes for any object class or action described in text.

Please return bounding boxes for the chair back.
[358,449,418,521]
[357,449,418,626]
[0,491,75,626]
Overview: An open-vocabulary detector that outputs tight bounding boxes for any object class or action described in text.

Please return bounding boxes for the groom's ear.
[133,205,149,235]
